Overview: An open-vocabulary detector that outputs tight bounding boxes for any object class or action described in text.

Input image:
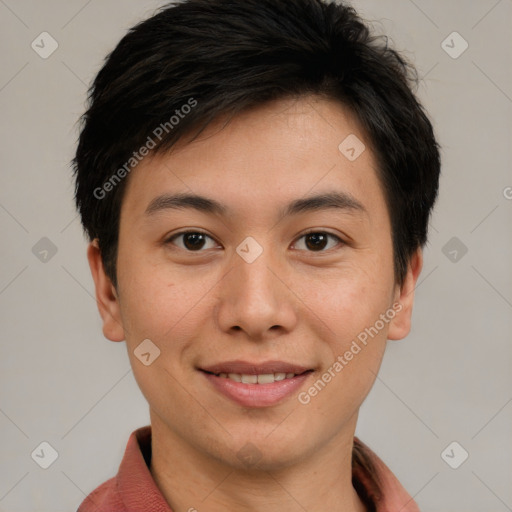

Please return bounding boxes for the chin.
[219,429,315,472]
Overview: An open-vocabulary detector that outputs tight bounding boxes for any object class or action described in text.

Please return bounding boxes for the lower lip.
[202,371,312,408]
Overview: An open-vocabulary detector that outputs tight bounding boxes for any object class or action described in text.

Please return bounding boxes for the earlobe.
[87,240,125,342]
[387,248,423,341]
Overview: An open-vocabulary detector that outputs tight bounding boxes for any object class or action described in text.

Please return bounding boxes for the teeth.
[217,372,298,384]
[257,373,275,384]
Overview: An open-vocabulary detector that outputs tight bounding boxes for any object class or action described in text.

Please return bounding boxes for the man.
[74,0,440,510]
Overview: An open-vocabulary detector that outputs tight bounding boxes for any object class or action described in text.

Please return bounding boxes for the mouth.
[199,360,314,407]
[205,371,304,384]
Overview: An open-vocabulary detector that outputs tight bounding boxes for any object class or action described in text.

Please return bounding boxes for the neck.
[149,410,367,512]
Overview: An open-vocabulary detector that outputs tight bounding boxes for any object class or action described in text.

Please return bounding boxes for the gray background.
[0,0,511,510]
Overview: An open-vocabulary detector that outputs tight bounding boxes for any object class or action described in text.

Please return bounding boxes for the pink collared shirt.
[77,426,419,512]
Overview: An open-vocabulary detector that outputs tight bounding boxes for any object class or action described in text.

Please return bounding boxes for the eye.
[293,231,343,252]
[166,230,343,253]
[166,231,219,251]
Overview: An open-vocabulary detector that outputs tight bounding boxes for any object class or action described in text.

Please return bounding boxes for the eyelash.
[165,230,344,253]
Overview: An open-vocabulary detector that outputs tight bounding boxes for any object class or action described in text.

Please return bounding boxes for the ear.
[387,247,423,341]
[87,240,125,342]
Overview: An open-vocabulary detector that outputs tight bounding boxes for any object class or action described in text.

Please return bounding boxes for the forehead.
[120,96,387,222]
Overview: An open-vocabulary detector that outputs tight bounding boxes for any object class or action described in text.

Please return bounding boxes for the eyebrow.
[144,191,367,218]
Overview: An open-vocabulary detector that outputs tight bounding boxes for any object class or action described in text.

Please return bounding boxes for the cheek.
[116,260,210,408]
[314,264,396,410]
[307,266,394,345]
[301,280,392,424]
[116,252,207,345]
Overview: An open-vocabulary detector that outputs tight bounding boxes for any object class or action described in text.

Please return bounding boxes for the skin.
[88,95,422,512]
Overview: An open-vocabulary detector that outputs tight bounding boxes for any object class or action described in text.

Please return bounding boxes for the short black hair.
[73,0,441,289]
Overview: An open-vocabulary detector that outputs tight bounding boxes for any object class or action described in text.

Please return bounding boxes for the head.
[74,0,440,477]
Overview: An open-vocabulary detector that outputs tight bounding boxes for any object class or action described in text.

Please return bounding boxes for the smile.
[199,360,314,407]
[211,372,299,384]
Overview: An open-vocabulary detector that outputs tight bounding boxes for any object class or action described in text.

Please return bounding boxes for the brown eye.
[305,233,328,251]
[294,232,343,252]
[168,231,218,251]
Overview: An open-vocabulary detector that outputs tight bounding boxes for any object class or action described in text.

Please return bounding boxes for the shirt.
[77,425,420,512]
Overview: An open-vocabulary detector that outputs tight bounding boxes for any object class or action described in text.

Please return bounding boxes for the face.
[89,96,422,471]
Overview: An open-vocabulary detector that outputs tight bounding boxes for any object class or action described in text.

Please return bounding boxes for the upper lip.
[200,360,312,375]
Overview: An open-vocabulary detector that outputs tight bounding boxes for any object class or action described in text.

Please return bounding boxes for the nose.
[215,247,298,341]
